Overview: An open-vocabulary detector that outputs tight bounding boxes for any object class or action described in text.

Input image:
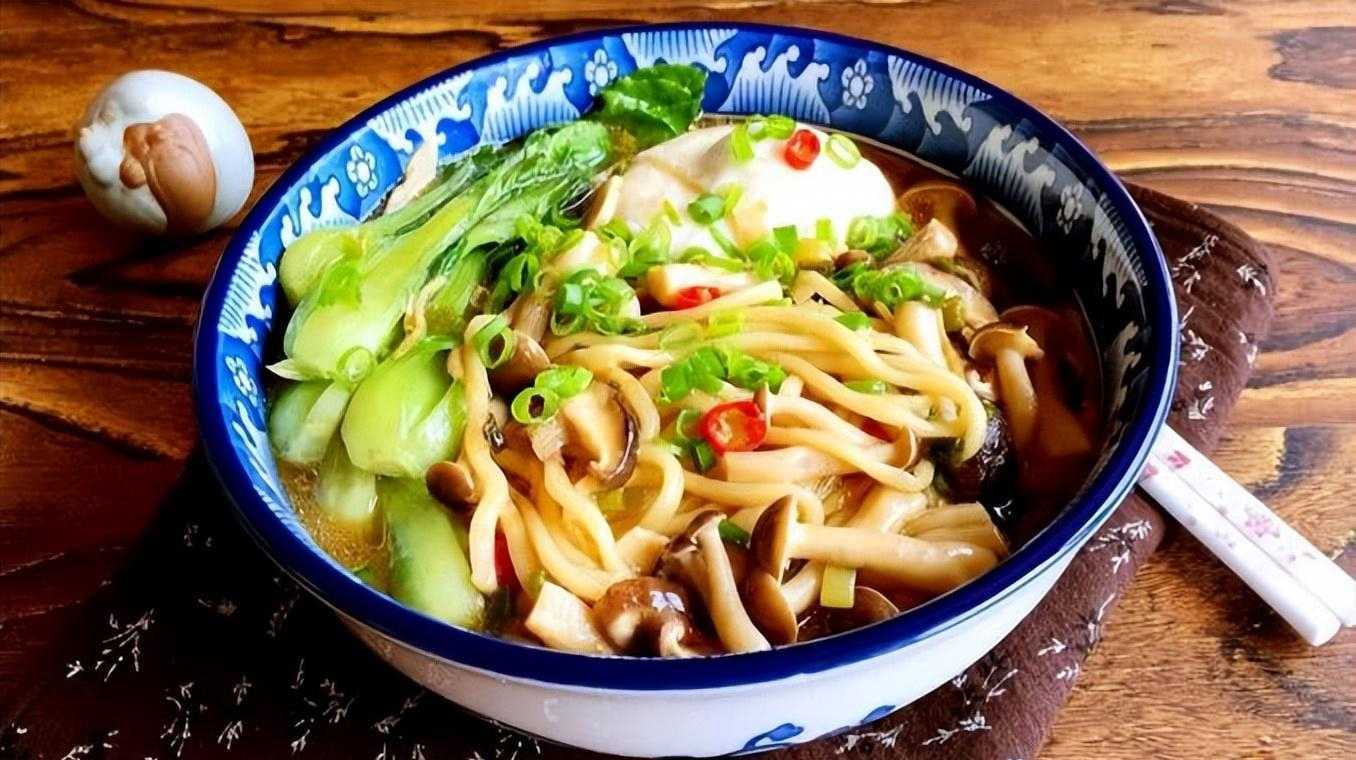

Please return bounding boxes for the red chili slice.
[494,531,519,590]
[672,285,722,309]
[699,399,768,454]
[783,129,821,170]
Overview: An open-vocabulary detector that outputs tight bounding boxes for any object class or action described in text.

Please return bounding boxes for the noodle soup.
[268,63,1100,656]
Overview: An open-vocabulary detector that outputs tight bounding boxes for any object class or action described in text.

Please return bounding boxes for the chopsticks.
[1139,425,1356,646]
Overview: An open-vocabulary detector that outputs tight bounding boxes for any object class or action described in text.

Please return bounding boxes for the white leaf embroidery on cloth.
[1171,233,1217,294]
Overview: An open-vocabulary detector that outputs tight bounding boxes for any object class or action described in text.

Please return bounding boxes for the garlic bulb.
[75,70,253,235]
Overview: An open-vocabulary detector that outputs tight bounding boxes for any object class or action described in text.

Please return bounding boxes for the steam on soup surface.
[268,63,1100,656]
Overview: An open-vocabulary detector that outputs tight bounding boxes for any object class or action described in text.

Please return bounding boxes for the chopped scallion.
[718,519,751,546]
[834,312,873,331]
[691,439,718,472]
[510,386,561,424]
[473,314,515,369]
[845,378,888,395]
[687,193,726,225]
[825,133,861,169]
[534,365,593,398]
[730,123,754,163]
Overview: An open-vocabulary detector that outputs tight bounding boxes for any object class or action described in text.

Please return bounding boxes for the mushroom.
[825,586,900,633]
[425,460,476,509]
[835,249,873,270]
[937,405,1016,504]
[660,510,771,653]
[893,300,946,368]
[508,292,551,344]
[646,264,760,308]
[488,331,550,393]
[968,323,1044,453]
[742,570,799,645]
[592,577,708,657]
[558,383,640,488]
[898,181,977,239]
[750,496,998,594]
[524,581,616,655]
[1001,305,1096,460]
[884,219,959,265]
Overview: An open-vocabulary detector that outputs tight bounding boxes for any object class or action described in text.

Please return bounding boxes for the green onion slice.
[845,378,889,395]
[510,386,561,424]
[730,123,754,163]
[825,133,861,169]
[473,314,515,369]
[534,365,593,398]
[718,519,752,546]
[687,193,726,225]
[834,312,873,331]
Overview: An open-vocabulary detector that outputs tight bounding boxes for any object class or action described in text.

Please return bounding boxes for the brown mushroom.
[488,331,550,393]
[559,383,640,489]
[937,405,1016,504]
[425,460,476,509]
[750,496,998,594]
[591,577,708,657]
[884,218,959,265]
[743,570,799,645]
[660,511,771,654]
[825,586,900,633]
[968,323,1044,453]
[834,249,873,270]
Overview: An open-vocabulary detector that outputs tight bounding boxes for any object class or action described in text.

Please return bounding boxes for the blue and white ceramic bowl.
[194,22,1177,757]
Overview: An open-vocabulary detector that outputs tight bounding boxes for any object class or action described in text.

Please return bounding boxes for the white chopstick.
[1138,431,1346,646]
[1156,426,1356,626]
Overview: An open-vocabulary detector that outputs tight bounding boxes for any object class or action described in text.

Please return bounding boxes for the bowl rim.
[194,20,1178,691]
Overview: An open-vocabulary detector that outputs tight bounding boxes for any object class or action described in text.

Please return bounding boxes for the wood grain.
[1,1,1354,757]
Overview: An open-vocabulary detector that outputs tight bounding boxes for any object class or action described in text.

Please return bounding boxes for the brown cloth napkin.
[0,184,1276,760]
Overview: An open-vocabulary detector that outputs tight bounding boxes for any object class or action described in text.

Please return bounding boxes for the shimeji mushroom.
[884,219,959,265]
[660,511,771,653]
[742,570,799,645]
[525,581,616,655]
[750,496,998,594]
[968,322,1044,453]
[488,331,551,393]
[591,577,707,657]
[425,460,477,510]
[558,383,640,488]
[824,586,901,634]
[912,262,998,329]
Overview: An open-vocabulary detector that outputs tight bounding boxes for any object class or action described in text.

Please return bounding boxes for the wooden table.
[2,1,1353,757]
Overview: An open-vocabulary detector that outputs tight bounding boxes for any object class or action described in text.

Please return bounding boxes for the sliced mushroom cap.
[524,581,616,655]
[826,586,900,633]
[749,495,799,581]
[592,577,705,657]
[558,383,639,488]
[937,406,1016,505]
[834,249,873,270]
[488,331,550,392]
[743,570,799,645]
[425,460,476,509]
[969,322,1044,362]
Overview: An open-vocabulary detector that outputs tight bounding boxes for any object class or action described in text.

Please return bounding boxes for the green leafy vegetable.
[281,122,611,381]
[381,478,484,628]
[834,311,873,331]
[589,63,708,149]
[268,379,354,465]
[339,338,466,478]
